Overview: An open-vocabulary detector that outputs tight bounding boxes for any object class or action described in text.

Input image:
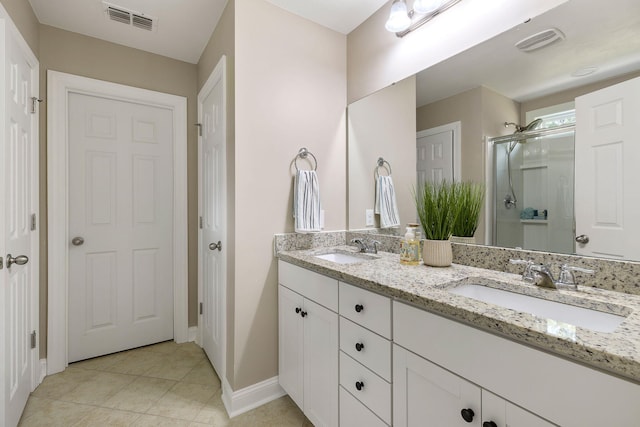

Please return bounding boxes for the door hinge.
[30,97,43,114]
[31,213,37,231]
[199,302,203,315]
[0,257,3,270]
[30,331,36,349]
[199,216,203,229]
[195,123,202,137]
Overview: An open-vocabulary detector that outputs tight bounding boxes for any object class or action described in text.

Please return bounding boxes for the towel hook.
[294,147,318,171]
[375,157,392,179]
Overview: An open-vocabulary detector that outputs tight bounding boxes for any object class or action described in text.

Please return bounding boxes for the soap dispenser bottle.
[400,224,420,265]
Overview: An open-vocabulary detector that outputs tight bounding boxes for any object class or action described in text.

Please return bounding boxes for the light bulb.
[385,0,411,32]
[413,0,444,14]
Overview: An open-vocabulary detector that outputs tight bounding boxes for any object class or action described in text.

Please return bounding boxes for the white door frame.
[197,55,227,378]
[0,0,41,394]
[416,121,462,181]
[47,71,188,374]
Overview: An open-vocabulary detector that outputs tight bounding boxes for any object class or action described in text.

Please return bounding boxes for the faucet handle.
[509,259,535,282]
[350,238,367,253]
[370,240,381,254]
[558,264,595,287]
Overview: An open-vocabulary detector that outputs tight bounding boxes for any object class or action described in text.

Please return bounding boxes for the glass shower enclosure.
[488,118,575,254]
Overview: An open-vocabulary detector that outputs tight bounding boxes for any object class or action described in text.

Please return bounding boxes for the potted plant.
[451,181,485,244]
[414,180,459,267]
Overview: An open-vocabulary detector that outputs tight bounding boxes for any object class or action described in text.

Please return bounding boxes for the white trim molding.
[188,326,198,343]
[222,376,286,418]
[47,71,189,374]
[416,121,462,181]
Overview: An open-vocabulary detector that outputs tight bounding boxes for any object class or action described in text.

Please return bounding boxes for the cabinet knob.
[300,311,307,318]
[295,307,301,314]
[354,304,364,313]
[483,422,498,427]
[355,342,365,352]
[355,381,364,391]
[460,408,475,423]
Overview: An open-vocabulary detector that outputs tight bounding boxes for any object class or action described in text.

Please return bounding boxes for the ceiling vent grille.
[516,28,565,52]
[103,2,157,32]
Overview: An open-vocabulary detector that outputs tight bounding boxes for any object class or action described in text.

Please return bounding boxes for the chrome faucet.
[350,238,381,254]
[510,259,595,290]
[529,264,557,289]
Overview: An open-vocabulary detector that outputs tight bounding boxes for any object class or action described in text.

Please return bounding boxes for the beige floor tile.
[19,396,50,421]
[182,360,221,388]
[228,396,306,427]
[31,367,95,399]
[143,353,202,381]
[144,341,183,354]
[58,371,136,405]
[106,350,167,376]
[18,399,94,427]
[146,382,218,421]
[192,390,230,426]
[74,407,141,426]
[104,376,176,412]
[132,414,193,426]
[70,350,132,371]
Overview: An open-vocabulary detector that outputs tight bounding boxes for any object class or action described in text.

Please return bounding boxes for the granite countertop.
[277,246,640,383]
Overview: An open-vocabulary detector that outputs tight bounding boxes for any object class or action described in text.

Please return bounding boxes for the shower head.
[504,118,543,133]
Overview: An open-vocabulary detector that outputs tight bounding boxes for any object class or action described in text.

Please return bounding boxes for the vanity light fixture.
[385,0,462,37]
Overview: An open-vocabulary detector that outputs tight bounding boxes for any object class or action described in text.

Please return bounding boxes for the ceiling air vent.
[103,2,157,32]
[515,28,565,52]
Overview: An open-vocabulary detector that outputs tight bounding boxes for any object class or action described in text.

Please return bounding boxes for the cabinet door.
[304,298,339,427]
[394,344,481,427]
[483,390,556,427]
[278,285,304,409]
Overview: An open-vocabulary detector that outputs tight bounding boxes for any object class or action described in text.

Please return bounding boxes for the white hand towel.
[375,175,400,228]
[294,170,322,233]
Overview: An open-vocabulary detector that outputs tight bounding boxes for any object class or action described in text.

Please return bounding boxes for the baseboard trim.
[188,326,198,343]
[222,376,286,418]
[39,359,47,384]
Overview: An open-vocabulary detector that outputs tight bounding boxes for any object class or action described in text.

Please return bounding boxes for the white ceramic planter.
[422,239,453,267]
[450,236,476,244]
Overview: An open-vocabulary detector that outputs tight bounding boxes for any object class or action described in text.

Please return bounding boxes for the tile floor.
[19,341,312,426]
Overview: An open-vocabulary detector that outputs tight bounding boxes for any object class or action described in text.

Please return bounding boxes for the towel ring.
[294,147,318,171]
[375,157,392,179]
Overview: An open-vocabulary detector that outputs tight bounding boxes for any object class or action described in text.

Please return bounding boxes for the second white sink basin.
[314,251,373,264]
[449,284,626,333]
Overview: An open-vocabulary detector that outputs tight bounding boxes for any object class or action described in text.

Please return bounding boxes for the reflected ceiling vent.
[103,1,157,32]
[515,28,565,52]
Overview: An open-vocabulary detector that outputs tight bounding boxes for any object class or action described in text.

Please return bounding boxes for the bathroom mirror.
[347,0,640,260]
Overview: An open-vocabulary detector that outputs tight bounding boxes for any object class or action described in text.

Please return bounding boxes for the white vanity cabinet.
[278,261,339,427]
[393,301,640,427]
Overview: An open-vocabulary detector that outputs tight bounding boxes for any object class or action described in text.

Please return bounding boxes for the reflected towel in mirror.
[294,170,321,233]
[375,175,400,228]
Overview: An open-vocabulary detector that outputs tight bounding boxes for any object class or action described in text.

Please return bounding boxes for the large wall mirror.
[347,0,640,261]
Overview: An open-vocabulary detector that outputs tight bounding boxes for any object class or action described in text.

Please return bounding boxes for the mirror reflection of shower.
[502,119,543,209]
[490,108,576,254]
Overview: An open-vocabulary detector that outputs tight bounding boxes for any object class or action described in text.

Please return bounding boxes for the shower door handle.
[575,234,589,244]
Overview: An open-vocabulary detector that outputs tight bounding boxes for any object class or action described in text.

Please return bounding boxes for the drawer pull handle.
[355,342,365,352]
[483,422,498,427]
[354,304,364,313]
[461,408,474,423]
[300,310,307,318]
[295,307,301,314]
[355,381,364,391]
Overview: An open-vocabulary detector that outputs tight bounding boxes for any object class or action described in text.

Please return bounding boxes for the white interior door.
[199,58,226,378]
[575,76,640,260]
[417,130,454,185]
[67,92,174,362]
[1,17,38,426]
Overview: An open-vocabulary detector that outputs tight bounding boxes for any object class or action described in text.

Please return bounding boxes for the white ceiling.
[416,0,640,105]
[27,0,388,64]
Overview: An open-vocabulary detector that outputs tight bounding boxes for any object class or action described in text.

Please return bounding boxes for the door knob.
[6,254,29,268]
[575,234,589,244]
[209,241,222,251]
[71,236,85,246]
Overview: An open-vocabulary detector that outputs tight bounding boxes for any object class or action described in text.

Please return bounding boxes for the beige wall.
[416,86,519,243]
[38,25,199,356]
[233,0,346,389]
[348,76,416,230]
[196,0,237,386]
[0,0,39,55]
[347,0,568,103]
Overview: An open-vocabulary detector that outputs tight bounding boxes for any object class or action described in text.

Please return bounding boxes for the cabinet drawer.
[340,317,391,381]
[278,260,338,312]
[340,386,388,427]
[340,352,391,424]
[339,282,391,338]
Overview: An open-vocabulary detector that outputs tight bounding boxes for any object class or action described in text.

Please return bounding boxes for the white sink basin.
[449,284,626,333]
[314,252,372,264]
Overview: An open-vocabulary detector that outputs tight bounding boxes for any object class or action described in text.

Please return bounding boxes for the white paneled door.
[575,76,640,260]
[1,15,39,427]
[199,57,226,379]
[417,129,454,185]
[68,93,174,362]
